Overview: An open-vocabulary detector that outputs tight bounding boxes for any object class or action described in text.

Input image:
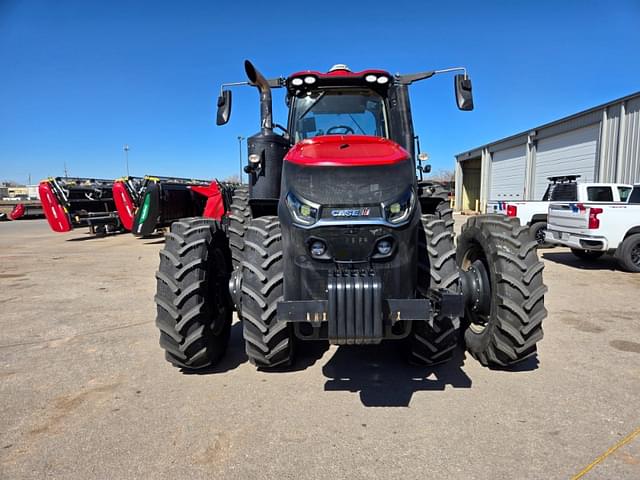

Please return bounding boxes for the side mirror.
[454,74,474,111]
[216,90,232,125]
[422,164,432,174]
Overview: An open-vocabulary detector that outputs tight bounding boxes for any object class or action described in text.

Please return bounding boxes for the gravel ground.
[1,218,639,479]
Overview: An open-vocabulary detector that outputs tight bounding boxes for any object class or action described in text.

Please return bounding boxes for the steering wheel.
[326,125,355,135]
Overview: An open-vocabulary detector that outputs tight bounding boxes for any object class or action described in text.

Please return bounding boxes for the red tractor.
[154,61,546,371]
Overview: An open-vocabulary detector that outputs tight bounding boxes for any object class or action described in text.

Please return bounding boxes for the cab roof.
[286,67,393,94]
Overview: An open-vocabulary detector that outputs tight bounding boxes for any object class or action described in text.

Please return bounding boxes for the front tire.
[616,233,640,273]
[154,218,233,370]
[407,215,460,365]
[240,216,294,368]
[457,215,546,367]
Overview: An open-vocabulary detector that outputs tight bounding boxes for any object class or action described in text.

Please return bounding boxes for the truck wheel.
[240,216,294,368]
[457,215,546,367]
[530,221,549,248]
[227,186,250,270]
[616,234,640,273]
[570,248,604,261]
[155,218,233,370]
[408,215,460,365]
[435,202,455,231]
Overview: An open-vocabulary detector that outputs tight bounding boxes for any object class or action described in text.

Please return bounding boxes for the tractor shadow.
[541,251,620,271]
[66,233,110,241]
[322,343,472,407]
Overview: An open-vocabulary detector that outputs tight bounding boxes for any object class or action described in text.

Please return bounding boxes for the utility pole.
[64,161,69,178]
[123,144,130,176]
[237,136,245,184]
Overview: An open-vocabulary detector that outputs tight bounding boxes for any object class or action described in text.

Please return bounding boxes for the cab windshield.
[290,89,388,143]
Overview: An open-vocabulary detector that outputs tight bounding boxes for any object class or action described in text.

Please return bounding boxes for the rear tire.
[155,218,233,370]
[615,233,640,273]
[407,215,460,365]
[570,248,604,261]
[434,202,455,231]
[227,186,250,270]
[457,215,546,367]
[240,216,294,368]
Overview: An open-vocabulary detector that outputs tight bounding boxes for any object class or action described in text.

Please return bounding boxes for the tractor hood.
[281,136,415,206]
[284,135,409,167]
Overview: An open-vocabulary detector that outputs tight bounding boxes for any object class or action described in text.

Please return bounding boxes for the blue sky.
[1,0,639,184]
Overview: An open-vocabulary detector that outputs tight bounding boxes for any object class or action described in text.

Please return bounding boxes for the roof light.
[329,64,351,72]
[377,76,389,84]
[304,76,316,85]
[365,74,377,83]
[291,78,304,86]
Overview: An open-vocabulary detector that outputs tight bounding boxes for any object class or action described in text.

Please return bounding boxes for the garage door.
[489,144,527,200]
[533,124,599,199]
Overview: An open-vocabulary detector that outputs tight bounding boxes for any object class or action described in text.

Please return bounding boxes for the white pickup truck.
[545,185,640,272]
[487,176,634,245]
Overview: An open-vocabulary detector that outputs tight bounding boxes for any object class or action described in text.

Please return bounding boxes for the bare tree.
[429,169,455,183]
[224,174,241,184]
[1,180,22,187]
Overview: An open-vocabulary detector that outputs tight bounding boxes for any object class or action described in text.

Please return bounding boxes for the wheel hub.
[460,259,491,316]
[228,269,242,309]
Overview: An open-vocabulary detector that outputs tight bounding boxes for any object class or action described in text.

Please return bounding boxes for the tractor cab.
[285,66,391,143]
[216,61,473,217]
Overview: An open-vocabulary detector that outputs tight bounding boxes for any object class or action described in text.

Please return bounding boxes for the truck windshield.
[290,89,388,143]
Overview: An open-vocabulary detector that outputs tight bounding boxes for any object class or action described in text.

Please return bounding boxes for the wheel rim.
[459,245,492,333]
[631,242,640,267]
[535,227,546,246]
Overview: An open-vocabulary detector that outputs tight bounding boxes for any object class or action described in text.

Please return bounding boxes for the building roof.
[456,90,640,161]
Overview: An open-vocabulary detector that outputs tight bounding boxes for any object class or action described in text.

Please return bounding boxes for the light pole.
[237,136,245,184]
[123,144,130,176]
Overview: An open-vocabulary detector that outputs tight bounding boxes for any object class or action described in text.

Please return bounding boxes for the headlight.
[383,189,415,224]
[286,192,319,226]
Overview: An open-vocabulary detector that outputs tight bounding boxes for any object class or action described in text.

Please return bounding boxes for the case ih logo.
[331,208,371,217]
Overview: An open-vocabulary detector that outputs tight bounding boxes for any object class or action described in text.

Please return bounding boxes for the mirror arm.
[397,66,468,85]
[433,66,468,79]
[395,70,435,85]
[219,77,285,95]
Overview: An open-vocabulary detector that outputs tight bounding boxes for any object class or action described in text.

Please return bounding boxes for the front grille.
[327,270,383,345]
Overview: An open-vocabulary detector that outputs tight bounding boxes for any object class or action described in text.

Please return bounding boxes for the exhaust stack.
[244,60,273,133]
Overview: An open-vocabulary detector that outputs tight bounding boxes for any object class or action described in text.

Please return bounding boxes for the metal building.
[454,91,640,212]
